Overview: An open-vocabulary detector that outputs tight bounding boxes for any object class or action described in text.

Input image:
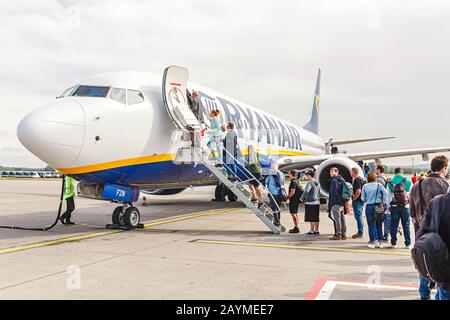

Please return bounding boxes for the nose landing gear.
[107,202,144,230]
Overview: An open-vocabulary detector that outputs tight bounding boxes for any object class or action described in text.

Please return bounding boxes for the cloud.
[0,0,449,167]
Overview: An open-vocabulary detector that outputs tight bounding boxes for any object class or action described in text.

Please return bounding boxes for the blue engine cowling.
[102,183,140,202]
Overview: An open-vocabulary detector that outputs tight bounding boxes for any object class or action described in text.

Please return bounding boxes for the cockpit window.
[59,86,77,98]
[109,87,126,104]
[72,86,110,97]
[127,89,144,105]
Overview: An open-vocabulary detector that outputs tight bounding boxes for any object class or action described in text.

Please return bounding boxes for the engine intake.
[316,157,365,197]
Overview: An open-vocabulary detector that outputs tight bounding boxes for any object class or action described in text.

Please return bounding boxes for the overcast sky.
[1,0,449,168]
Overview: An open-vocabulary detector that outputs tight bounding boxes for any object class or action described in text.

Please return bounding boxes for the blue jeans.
[222,155,237,178]
[352,200,364,235]
[419,276,432,299]
[383,213,391,240]
[436,285,450,300]
[390,206,411,246]
[365,204,384,243]
[269,194,282,225]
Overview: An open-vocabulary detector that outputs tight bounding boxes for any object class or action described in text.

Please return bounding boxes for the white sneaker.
[391,244,398,249]
[368,243,376,249]
[375,242,384,249]
[404,245,412,250]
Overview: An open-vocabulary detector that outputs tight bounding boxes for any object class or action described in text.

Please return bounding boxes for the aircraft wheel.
[227,190,238,202]
[214,183,226,201]
[124,207,141,228]
[112,206,126,226]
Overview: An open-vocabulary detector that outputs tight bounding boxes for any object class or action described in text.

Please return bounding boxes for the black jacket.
[417,192,450,289]
[328,175,345,209]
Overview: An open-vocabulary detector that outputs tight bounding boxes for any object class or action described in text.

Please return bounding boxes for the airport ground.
[0,180,428,300]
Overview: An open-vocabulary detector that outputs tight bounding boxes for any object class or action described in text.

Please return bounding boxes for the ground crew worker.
[60,176,76,225]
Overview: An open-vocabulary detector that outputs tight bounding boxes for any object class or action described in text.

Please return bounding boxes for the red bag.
[344,200,352,215]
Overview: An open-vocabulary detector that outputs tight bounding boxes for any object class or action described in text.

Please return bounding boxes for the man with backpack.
[413,188,450,300]
[265,162,286,228]
[387,167,413,249]
[328,167,349,240]
[410,155,449,300]
[351,167,366,239]
[410,156,449,232]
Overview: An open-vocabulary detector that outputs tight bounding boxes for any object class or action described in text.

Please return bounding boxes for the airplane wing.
[347,146,450,162]
[279,146,450,171]
[329,136,395,146]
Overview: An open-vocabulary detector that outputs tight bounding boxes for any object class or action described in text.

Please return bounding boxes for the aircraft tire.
[214,184,227,201]
[112,206,125,226]
[227,190,238,202]
[124,207,141,228]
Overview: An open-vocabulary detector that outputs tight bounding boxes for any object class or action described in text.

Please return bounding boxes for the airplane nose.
[17,98,85,168]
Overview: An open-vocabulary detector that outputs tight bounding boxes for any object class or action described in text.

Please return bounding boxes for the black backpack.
[389,178,409,207]
[412,196,450,283]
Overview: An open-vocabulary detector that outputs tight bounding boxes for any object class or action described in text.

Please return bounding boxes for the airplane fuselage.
[17,71,324,189]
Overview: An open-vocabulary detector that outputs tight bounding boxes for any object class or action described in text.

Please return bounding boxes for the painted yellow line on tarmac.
[193,239,411,256]
[133,228,176,233]
[142,208,235,227]
[0,208,236,255]
[0,230,123,255]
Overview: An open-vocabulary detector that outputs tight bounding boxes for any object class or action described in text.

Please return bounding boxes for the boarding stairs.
[175,131,284,235]
[162,65,284,234]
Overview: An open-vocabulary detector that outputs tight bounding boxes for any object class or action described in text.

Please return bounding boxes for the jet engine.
[315,157,365,197]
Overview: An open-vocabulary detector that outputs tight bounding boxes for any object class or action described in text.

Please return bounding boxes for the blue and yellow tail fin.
[303,69,321,135]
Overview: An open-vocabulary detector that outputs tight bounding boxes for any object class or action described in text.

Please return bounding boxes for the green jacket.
[387,175,412,193]
[64,176,76,199]
[247,151,262,174]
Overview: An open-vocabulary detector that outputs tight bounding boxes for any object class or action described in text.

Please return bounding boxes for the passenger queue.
[192,98,450,300]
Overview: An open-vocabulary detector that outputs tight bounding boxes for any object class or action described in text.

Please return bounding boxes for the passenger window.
[127,90,144,105]
[110,87,126,104]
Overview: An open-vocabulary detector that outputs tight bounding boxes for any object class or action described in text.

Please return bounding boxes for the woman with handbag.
[361,172,390,249]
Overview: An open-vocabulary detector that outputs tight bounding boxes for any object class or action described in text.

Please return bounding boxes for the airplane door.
[162,65,201,131]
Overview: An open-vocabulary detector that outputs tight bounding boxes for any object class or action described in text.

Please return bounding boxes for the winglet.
[303,69,321,135]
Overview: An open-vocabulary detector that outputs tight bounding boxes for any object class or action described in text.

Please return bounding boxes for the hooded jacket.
[328,175,345,209]
[417,191,450,290]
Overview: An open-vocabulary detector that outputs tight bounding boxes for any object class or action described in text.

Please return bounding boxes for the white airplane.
[17,66,450,228]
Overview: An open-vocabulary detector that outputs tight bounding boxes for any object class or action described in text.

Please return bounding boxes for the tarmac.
[0,180,426,300]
